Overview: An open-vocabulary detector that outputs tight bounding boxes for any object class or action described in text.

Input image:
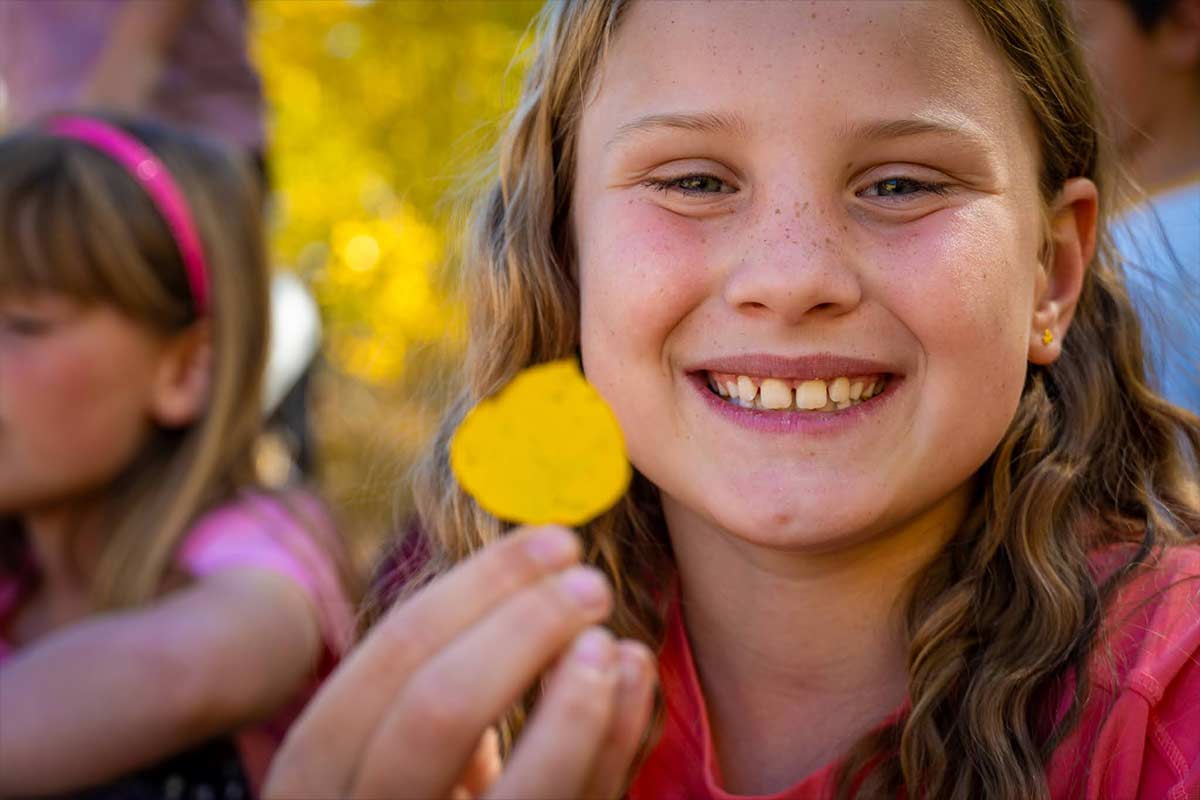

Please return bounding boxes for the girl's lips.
[686,353,901,382]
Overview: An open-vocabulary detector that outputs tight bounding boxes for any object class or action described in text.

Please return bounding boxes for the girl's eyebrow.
[836,114,994,150]
[605,110,749,151]
[604,110,994,155]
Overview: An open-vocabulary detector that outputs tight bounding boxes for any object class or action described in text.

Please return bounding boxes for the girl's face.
[0,294,170,515]
[574,0,1047,551]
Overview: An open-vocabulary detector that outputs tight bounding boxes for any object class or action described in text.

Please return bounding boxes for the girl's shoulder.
[178,489,355,657]
[1086,543,1199,694]
[1047,544,1200,798]
[181,490,329,564]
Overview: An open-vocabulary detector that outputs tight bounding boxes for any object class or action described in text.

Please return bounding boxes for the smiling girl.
[267,1,1200,798]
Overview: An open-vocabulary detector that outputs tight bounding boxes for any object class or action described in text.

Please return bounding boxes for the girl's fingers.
[482,628,621,800]
[265,526,581,799]
[351,566,614,798]
[580,640,657,798]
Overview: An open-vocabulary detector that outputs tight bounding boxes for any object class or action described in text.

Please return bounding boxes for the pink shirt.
[630,545,1200,799]
[0,491,354,794]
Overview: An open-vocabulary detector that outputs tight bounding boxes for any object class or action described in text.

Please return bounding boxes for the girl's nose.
[722,205,863,326]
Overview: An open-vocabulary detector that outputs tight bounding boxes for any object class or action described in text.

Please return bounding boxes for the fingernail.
[524,526,578,568]
[571,627,616,670]
[558,566,610,609]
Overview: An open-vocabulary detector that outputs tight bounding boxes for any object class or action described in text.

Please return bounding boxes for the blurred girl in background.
[0,115,354,798]
[1071,0,1200,412]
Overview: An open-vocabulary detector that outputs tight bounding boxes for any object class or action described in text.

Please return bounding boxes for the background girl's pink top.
[631,545,1200,799]
[0,491,354,795]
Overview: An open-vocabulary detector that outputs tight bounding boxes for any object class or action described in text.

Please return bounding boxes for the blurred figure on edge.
[0,116,355,798]
[0,0,263,161]
[1073,0,1200,413]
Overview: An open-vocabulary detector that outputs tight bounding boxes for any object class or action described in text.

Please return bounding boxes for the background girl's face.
[0,295,166,515]
[573,0,1047,551]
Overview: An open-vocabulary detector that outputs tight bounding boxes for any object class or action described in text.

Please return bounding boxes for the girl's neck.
[663,486,970,794]
[20,505,106,616]
[1126,96,1200,196]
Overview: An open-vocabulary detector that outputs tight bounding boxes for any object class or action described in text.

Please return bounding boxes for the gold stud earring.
[1042,328,1054,346]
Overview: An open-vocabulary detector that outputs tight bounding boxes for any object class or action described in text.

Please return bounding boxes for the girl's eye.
[0,314,51,336]
[862,177,949,199]
[644,173,734,195]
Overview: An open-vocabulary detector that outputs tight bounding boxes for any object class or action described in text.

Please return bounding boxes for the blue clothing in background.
[1113,181,1200,415]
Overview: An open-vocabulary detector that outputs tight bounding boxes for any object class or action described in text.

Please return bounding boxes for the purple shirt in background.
[0,0,265,152]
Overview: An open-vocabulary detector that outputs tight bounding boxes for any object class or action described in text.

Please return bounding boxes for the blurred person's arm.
[79,0,202,112]
[0,568,320,794]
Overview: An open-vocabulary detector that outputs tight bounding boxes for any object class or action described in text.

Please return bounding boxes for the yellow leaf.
[450,360,630,526]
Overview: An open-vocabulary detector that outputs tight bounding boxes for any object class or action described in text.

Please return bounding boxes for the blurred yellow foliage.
[257,0,537,384]
[254,0,541,564]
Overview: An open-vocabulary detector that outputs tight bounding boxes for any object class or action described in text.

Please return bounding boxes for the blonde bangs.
[0,134,192,329]
[0,138,98,296]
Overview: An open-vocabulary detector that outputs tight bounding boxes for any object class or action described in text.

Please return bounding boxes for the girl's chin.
[716,520,890,555]
[666,493,896,554]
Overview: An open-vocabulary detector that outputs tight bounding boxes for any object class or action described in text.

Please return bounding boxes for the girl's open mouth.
[703,370,891,412]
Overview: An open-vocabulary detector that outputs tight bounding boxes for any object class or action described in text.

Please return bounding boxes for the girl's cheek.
[6,345,76,411]
[20,336,147,458]
[580,198,713,328]
[873,204,1034,359]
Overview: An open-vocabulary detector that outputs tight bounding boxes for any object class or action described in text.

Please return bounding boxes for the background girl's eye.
[0,314,50,336]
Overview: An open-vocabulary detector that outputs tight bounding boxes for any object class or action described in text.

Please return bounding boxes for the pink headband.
[47,116,211,315]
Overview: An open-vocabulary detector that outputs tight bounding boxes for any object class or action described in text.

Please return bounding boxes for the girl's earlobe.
[151,321,213,428]
[1028,177,1099,366]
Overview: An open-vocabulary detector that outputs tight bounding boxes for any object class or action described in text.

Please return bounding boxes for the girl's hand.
[264,526,657,799]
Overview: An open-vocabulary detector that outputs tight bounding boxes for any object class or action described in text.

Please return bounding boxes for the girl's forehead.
[585,0,1030,156]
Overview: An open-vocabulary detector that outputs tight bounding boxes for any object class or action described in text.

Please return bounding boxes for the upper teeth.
[708,372,888,412]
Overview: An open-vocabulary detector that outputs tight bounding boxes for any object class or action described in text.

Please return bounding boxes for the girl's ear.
[150,320,212,428]
[1029,177,1099,366]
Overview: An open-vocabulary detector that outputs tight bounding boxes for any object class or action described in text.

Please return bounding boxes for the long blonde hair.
[401,1,1200,797]
[0,116,270,609]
